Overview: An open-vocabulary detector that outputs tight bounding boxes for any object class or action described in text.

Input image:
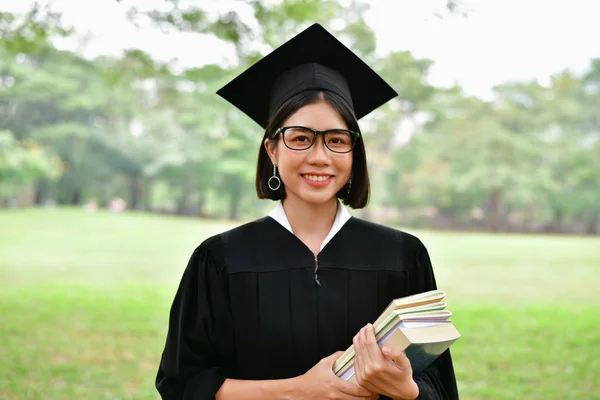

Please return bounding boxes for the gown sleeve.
[155,237,234,400]
[404,233,459,400]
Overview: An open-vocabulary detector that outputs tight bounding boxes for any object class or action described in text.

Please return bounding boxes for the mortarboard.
[216,23,398,129]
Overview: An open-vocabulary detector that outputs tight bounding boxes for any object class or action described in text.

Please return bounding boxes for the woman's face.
[265,100,353,207]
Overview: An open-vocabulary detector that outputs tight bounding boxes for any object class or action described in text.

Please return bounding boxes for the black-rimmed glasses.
[270,126,360,153]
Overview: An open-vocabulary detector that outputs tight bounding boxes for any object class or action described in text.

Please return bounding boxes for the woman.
[156,24,458,400]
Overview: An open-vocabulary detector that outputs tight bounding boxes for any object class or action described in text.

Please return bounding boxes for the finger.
[357,323,385,381]
[353,331,365,384]
[381,346,404,363]
[381,346,396,361]
[362,324,384,362]
[324,351,348,376]
[382,346,411,371]
[354,325,380,388]
[358,325,377,365]
[328,350,346,361]
[336,380,374,397]
[324,351,346,365]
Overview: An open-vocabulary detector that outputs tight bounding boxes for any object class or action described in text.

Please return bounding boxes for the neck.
[282,197,338,238]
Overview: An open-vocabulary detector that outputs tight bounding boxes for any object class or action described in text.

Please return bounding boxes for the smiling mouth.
[302,174,333,182]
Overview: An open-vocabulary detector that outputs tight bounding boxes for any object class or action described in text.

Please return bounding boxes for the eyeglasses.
[270,126,360,154]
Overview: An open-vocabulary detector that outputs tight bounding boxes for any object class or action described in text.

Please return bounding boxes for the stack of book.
[334,290,460,382]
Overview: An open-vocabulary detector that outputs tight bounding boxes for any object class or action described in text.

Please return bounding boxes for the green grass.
[1,207,599,399]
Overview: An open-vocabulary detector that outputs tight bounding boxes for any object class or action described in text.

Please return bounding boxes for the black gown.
[155,216,458,399]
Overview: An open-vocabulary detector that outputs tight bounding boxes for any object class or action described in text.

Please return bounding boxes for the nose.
[307,134,331,165]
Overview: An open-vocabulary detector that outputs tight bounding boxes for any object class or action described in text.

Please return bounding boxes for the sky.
[2,0,599,99]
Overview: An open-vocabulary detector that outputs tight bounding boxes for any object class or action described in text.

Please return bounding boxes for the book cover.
[340,322,460,382]
[333,290,451,375]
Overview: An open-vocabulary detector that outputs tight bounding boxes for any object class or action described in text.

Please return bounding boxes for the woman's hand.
[352,324,419,400]
[293,351,379,399]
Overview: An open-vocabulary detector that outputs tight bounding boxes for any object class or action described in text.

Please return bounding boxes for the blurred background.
[1,0,599,399]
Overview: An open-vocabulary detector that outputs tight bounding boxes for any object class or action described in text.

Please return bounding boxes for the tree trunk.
[585,212,599,235]
[97,181,110,208]
[143,177,153,212]
[175,193,190,216]
[129,173,143,211]
[70,187,81,205]
[67,134,82,206]
[197,196,206,217]
[549,209,564,233]
[175,177,193,216]
[487,189,503,232]
[34,179,48,205]
[229,177,241,220]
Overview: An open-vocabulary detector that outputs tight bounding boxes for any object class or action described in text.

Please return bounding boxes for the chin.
[296,191,340,206]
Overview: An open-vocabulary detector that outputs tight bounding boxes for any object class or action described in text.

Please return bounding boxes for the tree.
[0,130,61,206]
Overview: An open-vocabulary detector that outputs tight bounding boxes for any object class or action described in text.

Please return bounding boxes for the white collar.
[268,200,352,252]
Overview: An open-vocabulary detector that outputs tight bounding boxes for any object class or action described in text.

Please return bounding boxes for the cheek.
[277,151,303,176]
[340,156,353,176]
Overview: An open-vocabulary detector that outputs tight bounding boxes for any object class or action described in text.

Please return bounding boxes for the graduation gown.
[155,216,458,399]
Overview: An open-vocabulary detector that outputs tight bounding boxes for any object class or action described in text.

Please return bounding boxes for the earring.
[347,177,352,194]
[268,164,281,191]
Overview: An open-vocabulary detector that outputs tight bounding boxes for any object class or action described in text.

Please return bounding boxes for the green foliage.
[384,67,600,232]
[0,130,61,182]
[0,4,72,56]
[0,2,598,232]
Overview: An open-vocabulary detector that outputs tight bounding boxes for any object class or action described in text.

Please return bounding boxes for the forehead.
[283,101,348,130]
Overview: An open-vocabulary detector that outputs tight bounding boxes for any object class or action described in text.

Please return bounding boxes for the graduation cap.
[217,23,398,129]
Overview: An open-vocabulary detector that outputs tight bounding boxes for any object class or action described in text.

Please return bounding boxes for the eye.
[284,127,315,145]
[329,137,346,144]
[327,131,351,145]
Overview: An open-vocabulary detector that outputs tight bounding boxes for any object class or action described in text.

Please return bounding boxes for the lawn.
[1,208,598,399]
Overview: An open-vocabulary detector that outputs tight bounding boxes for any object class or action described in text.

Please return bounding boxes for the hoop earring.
[268,165,281,191]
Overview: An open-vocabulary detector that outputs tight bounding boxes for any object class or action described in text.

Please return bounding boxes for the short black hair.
[255,90,370,209]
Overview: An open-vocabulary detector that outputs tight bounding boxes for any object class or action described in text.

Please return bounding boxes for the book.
[333,290,460,380]
[333,289,447,374]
